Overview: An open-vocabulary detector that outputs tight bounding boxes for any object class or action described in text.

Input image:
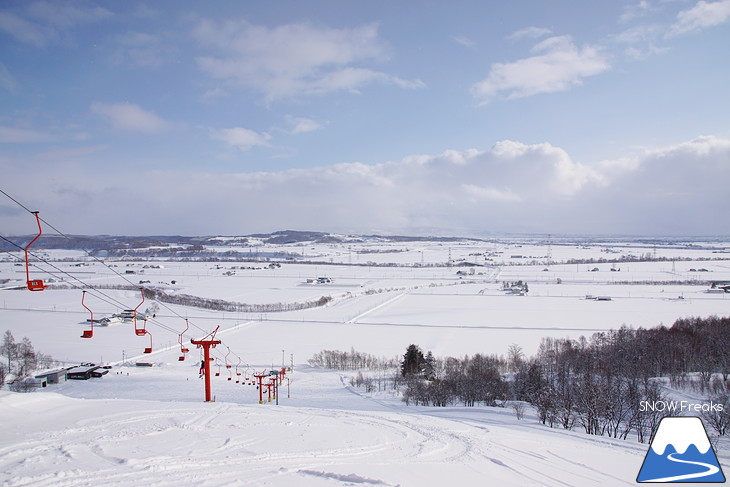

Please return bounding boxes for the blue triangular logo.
[637,416,725,483]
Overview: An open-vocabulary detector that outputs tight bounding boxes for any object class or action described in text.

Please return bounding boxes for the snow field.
[1,365,648,487]
[1,237,729,486]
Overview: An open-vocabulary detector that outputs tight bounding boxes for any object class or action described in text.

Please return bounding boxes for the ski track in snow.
[0,366,647,487]
[4,244,730,486]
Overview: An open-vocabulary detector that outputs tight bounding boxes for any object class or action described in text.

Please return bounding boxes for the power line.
[0,189,251,364]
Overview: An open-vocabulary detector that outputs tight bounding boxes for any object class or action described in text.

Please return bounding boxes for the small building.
[67,365,102,380]
[18,377,47,389]
[35,368,68,384]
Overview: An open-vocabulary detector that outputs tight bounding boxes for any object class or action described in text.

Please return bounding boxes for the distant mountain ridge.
[0,230,477,252]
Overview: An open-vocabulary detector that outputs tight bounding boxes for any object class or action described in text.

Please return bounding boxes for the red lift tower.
[191,326,221,402]
[253,372,268,404]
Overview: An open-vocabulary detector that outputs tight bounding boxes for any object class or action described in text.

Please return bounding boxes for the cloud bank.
[472,36,609,104]
[3,136,729,237]
[192,19,424,101]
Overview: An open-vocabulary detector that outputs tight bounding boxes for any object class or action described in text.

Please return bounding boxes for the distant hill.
[0,230,482,252]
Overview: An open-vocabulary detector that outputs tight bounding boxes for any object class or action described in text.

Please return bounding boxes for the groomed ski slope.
[1,363,648,487]
[2,239,729,485]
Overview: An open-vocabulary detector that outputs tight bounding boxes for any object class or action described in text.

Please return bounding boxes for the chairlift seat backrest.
[27,279,45,291]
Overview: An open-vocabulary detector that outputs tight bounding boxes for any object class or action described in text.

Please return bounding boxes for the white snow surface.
[1,364,646,487]
[1,238,729,486]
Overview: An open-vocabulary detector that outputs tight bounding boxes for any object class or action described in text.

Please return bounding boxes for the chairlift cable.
[0,191,247,358]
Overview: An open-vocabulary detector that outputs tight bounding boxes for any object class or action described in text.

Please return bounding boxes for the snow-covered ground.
[1,363,650,487]
[1,237,728,485]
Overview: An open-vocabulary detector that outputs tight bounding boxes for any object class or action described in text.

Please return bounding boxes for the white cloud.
[193,19,423,101]
[0,62,18,93]
[91,102,174,133]
[462,184,522,202]
[286,116,323,134]
[5,136,730,236]
[113,31,178,68]
[0,11,53,47]
[0,2,111,47]
[507,26,553,41]
[452,35,476,48]
[26,1,112,29]
[0,125,55,143]
[472,36,610,104]
[211,127,272,150]
[669,0,730,36]
[620,1,654,23]
[200,87,229,101]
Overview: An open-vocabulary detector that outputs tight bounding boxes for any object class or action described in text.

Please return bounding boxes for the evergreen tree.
[401,344,425,377]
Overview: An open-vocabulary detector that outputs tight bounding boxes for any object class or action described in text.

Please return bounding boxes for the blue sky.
[1,0,730,236]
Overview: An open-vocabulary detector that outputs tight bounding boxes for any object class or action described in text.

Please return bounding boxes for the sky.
[1,0,729,237]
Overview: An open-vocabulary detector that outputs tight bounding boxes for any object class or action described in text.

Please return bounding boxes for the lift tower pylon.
[191,326,221,402]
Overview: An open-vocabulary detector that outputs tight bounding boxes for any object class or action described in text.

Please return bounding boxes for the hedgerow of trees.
[314,315,730,443]
[1,330,54,390]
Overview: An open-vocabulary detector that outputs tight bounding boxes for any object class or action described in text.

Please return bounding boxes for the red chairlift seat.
[178,319,190,361]
[28,280,45,291]
[135,322,148,336]
[132,288,146,336]
[24,212,46,291]
[80,290,93,339]
[143,331,153,354]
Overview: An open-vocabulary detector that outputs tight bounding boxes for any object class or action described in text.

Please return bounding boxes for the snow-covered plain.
[1,237,728,486]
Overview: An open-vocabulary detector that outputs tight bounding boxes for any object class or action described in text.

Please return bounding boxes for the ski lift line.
[80,290,94,338]
[0,189,216,338]
[0,188,37,215]
[5,236,245,358]
[24,211,45,291]
[0,195,250,360]
[2,234,208,347]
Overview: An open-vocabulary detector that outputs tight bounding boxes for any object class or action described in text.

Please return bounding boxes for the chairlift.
[132,287,146,336]
[80,290,93,338]
[143,331,153,354]
[178,319,190,361]
[24,211,45,291]
[224,347,232,380]
[132,288,152,353]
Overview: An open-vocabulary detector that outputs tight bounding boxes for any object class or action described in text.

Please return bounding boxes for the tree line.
[308,348,399,370]
[331,315,730,442]
[1,330,54,389]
